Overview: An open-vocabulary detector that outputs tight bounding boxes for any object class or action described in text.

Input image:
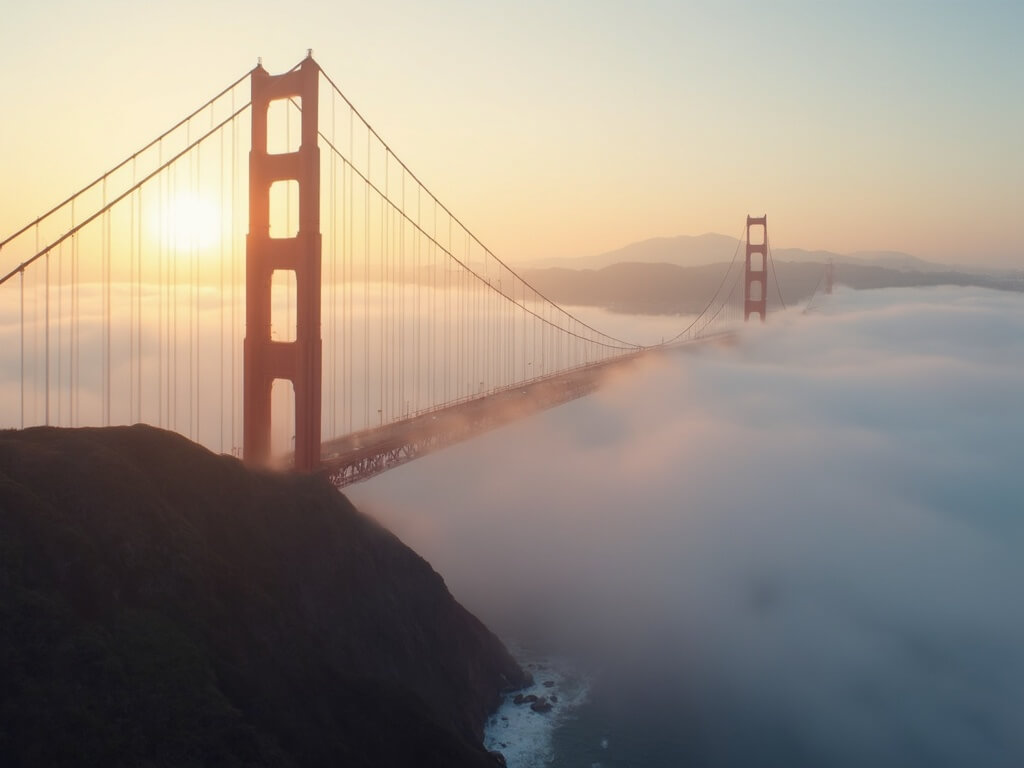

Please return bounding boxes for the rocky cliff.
[0,425,527,766]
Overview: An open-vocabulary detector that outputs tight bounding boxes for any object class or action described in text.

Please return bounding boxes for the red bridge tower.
[744,215,768,322]
[243,56,322,472]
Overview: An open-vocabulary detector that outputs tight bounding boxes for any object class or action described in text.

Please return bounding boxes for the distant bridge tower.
[244,56,322,472]
[744,215,768,322]
[825,260,835,295]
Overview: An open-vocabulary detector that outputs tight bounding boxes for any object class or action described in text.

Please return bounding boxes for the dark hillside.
[0,425,527,767]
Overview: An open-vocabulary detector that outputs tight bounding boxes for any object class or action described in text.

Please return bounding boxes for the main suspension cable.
[0,70,253,253]
[311,76,643,350]
[0,104,252,288]
[662,223,746,345]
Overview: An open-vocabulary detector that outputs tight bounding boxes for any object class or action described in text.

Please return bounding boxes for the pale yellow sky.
[1,0,1021,267]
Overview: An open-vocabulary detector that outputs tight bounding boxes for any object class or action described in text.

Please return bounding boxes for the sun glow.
[149,192,222,252]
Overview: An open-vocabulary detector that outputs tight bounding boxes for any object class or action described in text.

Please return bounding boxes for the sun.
[150,191,222,252]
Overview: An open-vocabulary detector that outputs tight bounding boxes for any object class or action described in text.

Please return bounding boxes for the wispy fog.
[349,286,1024,767]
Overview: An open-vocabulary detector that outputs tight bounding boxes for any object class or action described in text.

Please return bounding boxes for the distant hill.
[773,247,943,272]
[533,233,744,270]
[531,233,951,273]
[523,260,1023,316]
[522,262,755,315]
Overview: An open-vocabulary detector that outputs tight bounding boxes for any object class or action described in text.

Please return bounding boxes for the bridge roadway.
[318,331,735,488]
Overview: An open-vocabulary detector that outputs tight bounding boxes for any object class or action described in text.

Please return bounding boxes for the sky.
[348,285,1024,766]
[1,1,1021,267]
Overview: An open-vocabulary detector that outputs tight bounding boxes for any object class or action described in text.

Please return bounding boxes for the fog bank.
[350,286,1024,766]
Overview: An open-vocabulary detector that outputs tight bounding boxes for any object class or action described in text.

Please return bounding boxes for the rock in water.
[530,697,553,714]
[0,425,529,767]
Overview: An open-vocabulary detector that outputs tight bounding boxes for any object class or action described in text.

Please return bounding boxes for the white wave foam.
[484,645,591,768]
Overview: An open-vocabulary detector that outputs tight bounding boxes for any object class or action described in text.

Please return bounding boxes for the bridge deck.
[318,331,735,488]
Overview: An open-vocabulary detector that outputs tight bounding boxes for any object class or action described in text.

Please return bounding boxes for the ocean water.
[484,648,591,766]
[484,648,699,768]
[356,287,1024,768]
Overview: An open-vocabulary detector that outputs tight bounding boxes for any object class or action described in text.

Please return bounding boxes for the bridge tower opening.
[744,215,768,322]
[825,260,835,295]
[244,56,322,472]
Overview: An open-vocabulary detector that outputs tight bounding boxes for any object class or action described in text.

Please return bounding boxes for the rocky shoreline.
[484,649,592,768]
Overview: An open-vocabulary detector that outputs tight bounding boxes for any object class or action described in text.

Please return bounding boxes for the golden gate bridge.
[0,53,816,486]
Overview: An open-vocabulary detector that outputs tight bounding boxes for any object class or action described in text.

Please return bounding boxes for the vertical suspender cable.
[191,124,199,439]
[347,107,354,433]
[445,219,450,404]
[102,178,110,425]
[455,218,460,400]
[44,248,50,426]
[510,269,516,383]
[382,155,388,421]
[219,118,226,450]
[19,269,24,428]
[430,208,436,409]
[230,96,237,452]
[379,155,385,421]
[400,168,405,417]
[766,231,787,311]
[172,160,178,431]
[129,162,136,422]
[137,184,143,422]
[330,90,338,439]
[385,166,391,420]
[364,131,370,428]
[469,238,474,393]
[286,108,292,341]
[56,242,62,426]
[71,201,78,426]
[382,158,388,421]
[416,185,421,413]
[457,264,462,399]
[32,244,38,424]
[157,145,164,427]
[36,220,48,426]
[470,235,476,392]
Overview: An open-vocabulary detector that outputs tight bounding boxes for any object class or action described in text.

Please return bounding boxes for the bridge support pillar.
[825,260,834,295]
[244,56,322,472]
[744,215,767,322]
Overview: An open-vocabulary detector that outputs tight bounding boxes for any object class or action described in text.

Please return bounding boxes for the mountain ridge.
[528,233,1018,276]
[521,260,1024,316]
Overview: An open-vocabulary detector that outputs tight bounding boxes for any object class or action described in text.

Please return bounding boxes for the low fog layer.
[350,286,1024,767]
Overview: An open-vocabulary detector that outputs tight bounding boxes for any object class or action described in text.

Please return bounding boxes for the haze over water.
[351,285,1024,767]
